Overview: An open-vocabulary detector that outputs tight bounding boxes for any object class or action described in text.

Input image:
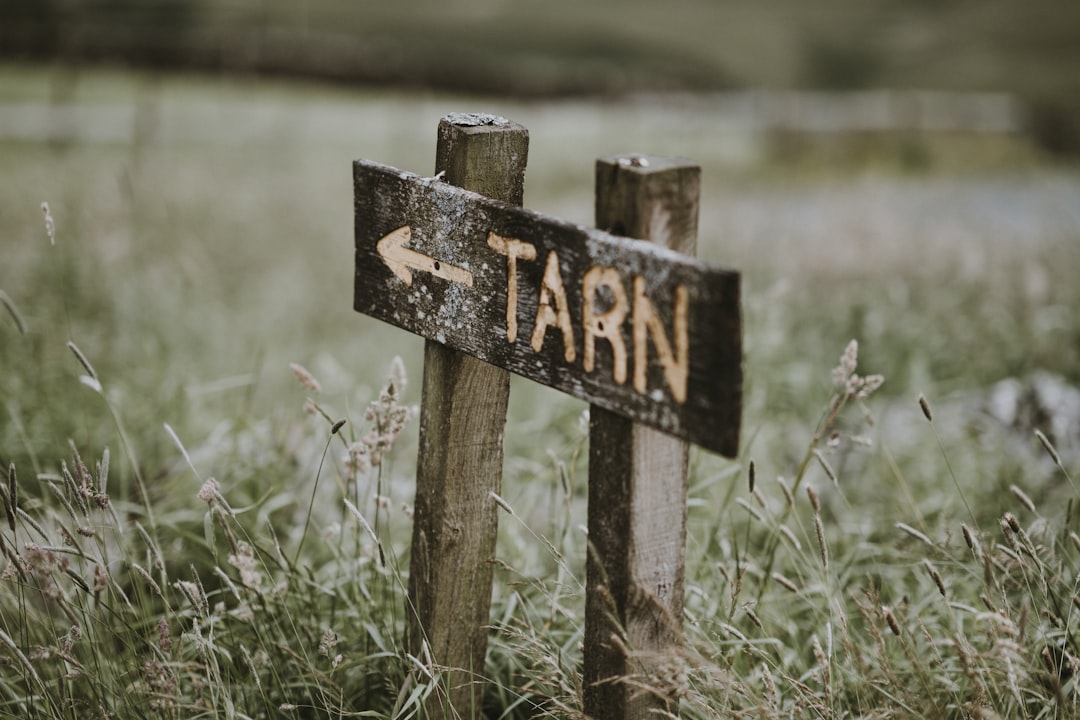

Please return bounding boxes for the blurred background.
[2,0,1078,483]
[3,0,1080,154]
[3,6,1080,716]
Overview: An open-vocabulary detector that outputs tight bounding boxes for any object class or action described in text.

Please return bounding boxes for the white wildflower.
[319,627,338,657]
[197,477,220,504]
[41,202,56,245]
[343,358,416,481]
[832,340,858,387]
[227,541,263,591]
[290,363,322,394]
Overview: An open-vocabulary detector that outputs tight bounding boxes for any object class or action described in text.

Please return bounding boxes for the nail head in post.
[611,154,700,173]
[618,154,651,168]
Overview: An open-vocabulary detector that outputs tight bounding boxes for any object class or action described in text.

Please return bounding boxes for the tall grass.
[2,67,1079,718]
[673,345,1080,719]
[0,329,422,716]
[5,204,1078,719]
[4,320,1079,718]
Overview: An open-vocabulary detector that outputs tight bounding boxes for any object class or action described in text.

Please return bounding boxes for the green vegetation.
[4,0,1080,152]
[2,65,1080,717]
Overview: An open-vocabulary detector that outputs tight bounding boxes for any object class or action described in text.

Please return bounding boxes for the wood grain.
[584,155,728,720]
[353,158,741,457]
[401,113,527,719]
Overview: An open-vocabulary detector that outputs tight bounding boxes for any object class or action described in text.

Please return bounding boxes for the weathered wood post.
[404,113,528,718]
[354,124,740,719]
[584,155,700,720]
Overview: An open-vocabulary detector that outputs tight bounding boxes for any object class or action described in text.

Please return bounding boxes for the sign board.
[354,159,741,457]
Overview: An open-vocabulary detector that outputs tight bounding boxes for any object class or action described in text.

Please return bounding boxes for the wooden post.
[404,113,529,718]
[584,155,699,720]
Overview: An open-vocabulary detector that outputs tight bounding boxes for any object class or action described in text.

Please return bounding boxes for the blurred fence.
[687,89,1022,134]
[2,0,1075,152]
[0,87,1022,147]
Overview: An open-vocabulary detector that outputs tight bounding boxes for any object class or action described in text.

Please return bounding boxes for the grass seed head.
[776,475,793,507]
[289,362,322,393]
[779,524,801,550]
[832,340,859,387]
[962,523,980,556]
[815,514,829,570]
[132,563,164,599]
[761,663,779,708]
[175,574,208,616]
[157,619,172,653]
[4,464,14,533]
[896,522,934,547]
[1009,485,1037,514]
[319,627,338,657]
[813,449,838,485]
[490,491,515,515]
[62,463,88,515]
[884,607,902,636]
[743,604,764,631]
[61,625,81,655]
[228,541,263,591]
[1003,512,1021,534]
[721,622,749,644]
[923,559,946,598]
[858,373,885,399]
[387,354,407,396]
[812,635,830,685]
[1034,429,1063,468]
[918,393,933,422]
[93,563,108,595]
[197,477,221,505]
[67,341,98,381]
[736,497,766,524]
[41,201,56,245]
[97,448,110,496]
[69,440,93,492]
[771,572,800,594]
[0,290,26,335]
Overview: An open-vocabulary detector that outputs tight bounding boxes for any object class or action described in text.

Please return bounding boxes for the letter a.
[531,251,576,362]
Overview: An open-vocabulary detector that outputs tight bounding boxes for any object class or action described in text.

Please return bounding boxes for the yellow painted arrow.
[376,226,474,288]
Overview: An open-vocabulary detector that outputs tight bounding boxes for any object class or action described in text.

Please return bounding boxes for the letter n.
[633,278,689,403]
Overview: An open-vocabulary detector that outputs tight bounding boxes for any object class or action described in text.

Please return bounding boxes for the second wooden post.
[405,113,529,718]
[584,155,700,720]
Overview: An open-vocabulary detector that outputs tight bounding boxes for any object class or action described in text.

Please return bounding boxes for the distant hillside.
[3,0,1078,152]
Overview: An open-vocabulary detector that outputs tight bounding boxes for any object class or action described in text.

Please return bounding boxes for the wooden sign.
[354,159,741,457]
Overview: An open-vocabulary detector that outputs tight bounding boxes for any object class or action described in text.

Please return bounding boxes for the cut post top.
[436,114,529,206]
[601,153,697,173]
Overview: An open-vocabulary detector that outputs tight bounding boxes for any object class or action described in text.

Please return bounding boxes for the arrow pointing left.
[376,226,474,288]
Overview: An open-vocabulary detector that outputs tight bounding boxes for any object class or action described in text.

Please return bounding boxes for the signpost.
[354,160,741,457]
[353,113,742,720]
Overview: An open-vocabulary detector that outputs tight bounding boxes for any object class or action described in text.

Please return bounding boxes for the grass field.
[2,65,1080,718]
